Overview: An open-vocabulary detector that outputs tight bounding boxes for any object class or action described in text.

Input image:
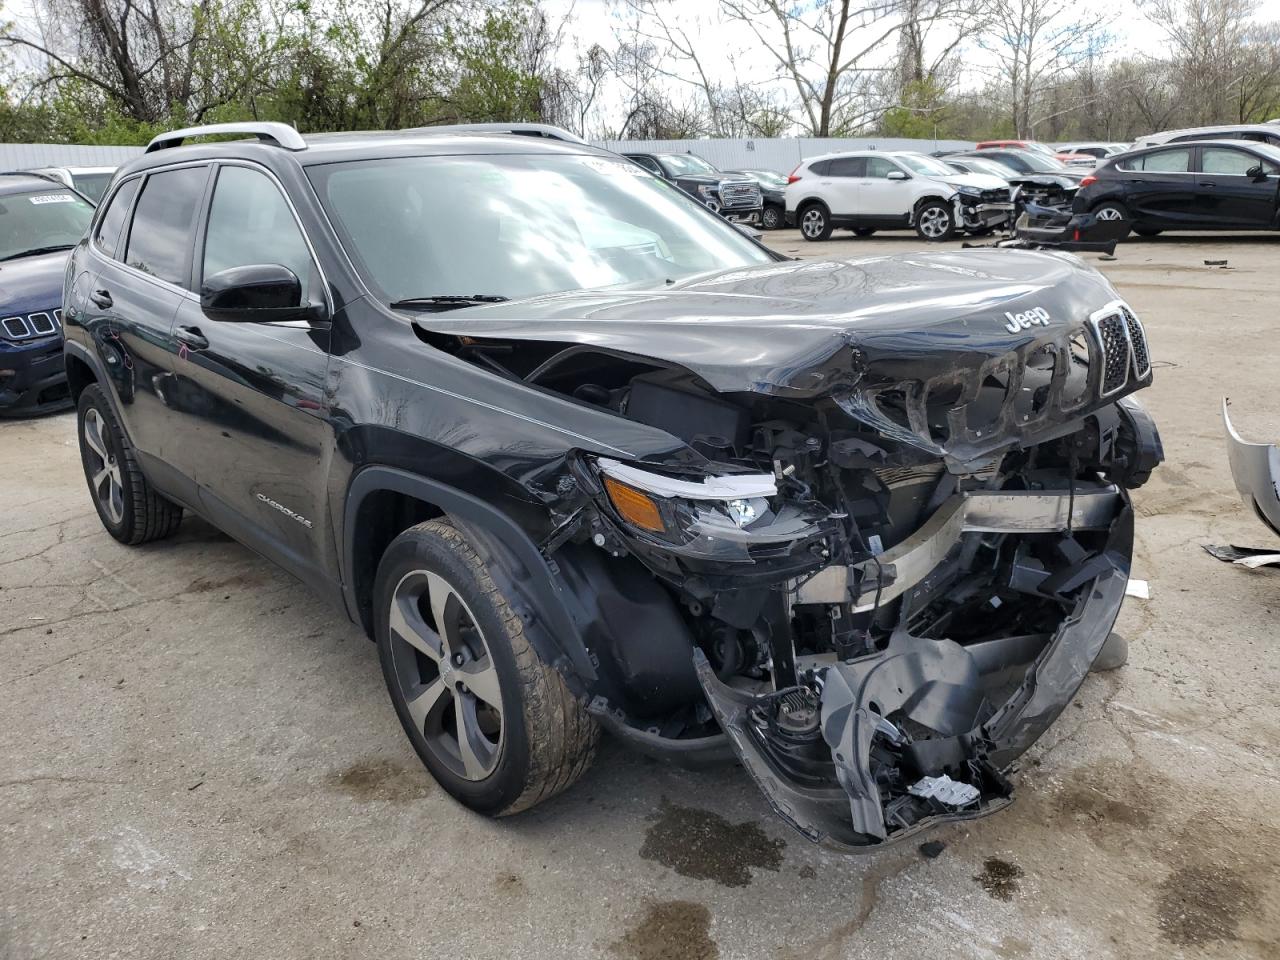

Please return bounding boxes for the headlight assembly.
[594,457,826,561]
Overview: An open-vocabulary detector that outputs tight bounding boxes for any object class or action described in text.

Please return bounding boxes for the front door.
[1196,146,1280,228]
[858,156,911,218]
[163,162,336,588]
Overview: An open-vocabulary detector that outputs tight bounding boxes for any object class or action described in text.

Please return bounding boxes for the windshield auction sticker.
[28,194,76,204]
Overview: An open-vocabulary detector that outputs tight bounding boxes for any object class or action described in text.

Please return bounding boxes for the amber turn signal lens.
[603,476,666,533]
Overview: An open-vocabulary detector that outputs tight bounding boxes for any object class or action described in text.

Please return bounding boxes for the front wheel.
[375,520,598,816]
[799,204,833,241]
[761,205,783,230]
[914,201,956,242]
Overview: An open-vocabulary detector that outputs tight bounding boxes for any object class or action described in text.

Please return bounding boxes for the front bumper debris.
[696,486,1134,851]
[1011,203,1130,253]
[1223,398,1280,536]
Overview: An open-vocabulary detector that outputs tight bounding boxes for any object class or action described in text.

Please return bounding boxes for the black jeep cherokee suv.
[64,122,1162,850]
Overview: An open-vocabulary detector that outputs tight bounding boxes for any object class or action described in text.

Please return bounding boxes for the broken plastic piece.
[1203,543,1280,569]
[1124,578,1150,599]
[908,774,981,807]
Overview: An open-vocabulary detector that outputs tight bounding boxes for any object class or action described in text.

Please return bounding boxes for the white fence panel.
[0,143,144,170]
[593,137,976,173]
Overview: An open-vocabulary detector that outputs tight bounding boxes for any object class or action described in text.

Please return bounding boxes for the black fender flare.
[63,339,132,437]
[341,465,597,686]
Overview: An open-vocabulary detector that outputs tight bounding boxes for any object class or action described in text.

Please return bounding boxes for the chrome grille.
[0,309,63,341]
[839,300,1151,457]
[719,181,761,208]
[1089,301,1150,396]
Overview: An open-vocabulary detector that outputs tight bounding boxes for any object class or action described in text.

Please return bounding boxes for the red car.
[976,139,1057,157]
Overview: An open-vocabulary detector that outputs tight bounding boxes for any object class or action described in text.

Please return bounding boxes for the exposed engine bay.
[416,287,1163,850]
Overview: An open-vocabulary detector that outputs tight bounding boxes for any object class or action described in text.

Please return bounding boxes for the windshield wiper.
[390,294,510,312]
[0,244,75,262]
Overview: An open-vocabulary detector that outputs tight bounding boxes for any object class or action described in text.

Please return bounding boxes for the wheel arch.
[342,465,598,686]
[911,193,953,222]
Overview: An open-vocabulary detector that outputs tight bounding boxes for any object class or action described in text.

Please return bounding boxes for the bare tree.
[975,0,1111,137]
[719,0,913,136]
[1144,0,1280,124]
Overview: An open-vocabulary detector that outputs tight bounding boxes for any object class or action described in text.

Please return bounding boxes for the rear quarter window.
[93,178,140,259]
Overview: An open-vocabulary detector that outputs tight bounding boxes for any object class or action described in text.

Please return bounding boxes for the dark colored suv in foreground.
[1074,140,1280,236]
[1,173,95,415]
[65,122,1162,851]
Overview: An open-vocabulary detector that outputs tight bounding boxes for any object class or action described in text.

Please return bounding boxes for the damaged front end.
[413,258,1163,850]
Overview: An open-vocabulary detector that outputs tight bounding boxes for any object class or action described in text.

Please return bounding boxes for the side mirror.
[887,170,909,181]
[1246,164,1269,182]
[201,264,327,323]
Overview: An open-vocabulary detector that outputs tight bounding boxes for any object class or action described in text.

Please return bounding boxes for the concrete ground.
[3,230,1278,960]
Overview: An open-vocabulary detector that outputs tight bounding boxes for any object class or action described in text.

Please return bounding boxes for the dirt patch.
[494,872,525,896]
[330,759,432,803]
[974,857,1023,901]
[1156,863,1258,947]
[1053,781,1152,829]
[610,901,717,960]
[186,572,258,594]
[639,798,784,887]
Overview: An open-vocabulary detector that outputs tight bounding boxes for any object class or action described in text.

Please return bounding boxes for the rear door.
[164,161,335,587]
[79,165,210,490]
[1195,146,1280,228]
[1117,147,1197,225]
[822,156,864,215]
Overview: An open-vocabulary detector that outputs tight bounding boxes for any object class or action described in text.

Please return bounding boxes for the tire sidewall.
[77,385,133,542]
[799,203,831,241]
[915,200,955,241]
[762,205,782,230]
[374,523,532,815]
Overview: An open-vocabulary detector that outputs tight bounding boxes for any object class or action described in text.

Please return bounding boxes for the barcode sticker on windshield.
[28,194,75,204]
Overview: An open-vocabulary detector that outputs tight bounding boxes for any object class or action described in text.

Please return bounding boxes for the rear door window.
[1123,149,1192,173]
[124,166,209,287]
[827,157,866,177]
[93,177,139,259]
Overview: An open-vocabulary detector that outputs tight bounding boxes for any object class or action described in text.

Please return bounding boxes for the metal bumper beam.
[793,487,1122,611]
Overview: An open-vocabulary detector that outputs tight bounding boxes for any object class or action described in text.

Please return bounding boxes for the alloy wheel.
[919,207,951,238]
[387,569,504,781]
[762,207,781,229]
[82,407,124,526]
[801,209,825,238]
[1095,206,1124,221]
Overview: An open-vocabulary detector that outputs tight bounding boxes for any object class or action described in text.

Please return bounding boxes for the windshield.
[1016,151,1069,172]
[308,153,773,303]
[658,154,718,177]
[965,158,1017,178]
[0,188,94,260]
[896,154,958,177]
[742,169,786,187]
[71,172,113,203]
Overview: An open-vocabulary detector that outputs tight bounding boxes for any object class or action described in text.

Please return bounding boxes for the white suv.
[784,151,1013,242]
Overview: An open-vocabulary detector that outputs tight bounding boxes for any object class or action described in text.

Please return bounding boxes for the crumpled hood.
[0,250,69,315]
[412,250,1121,397]
[939,173,1009,192]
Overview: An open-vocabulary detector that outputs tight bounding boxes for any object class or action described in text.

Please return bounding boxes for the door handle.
[174,325,209,351]
[1199,182,1216,188]
[90,289,113,309]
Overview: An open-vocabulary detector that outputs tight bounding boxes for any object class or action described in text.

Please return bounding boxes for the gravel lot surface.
[2,230,1277,960]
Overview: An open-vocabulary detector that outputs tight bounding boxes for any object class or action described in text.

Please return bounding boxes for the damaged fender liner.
[696,493,1134,851]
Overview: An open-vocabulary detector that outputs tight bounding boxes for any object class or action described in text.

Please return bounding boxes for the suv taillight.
[1080,174,1098,187]
[787,165,802,184]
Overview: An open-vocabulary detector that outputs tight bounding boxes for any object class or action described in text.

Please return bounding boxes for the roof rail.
[401,122,587,145]
[146,121,307,153]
